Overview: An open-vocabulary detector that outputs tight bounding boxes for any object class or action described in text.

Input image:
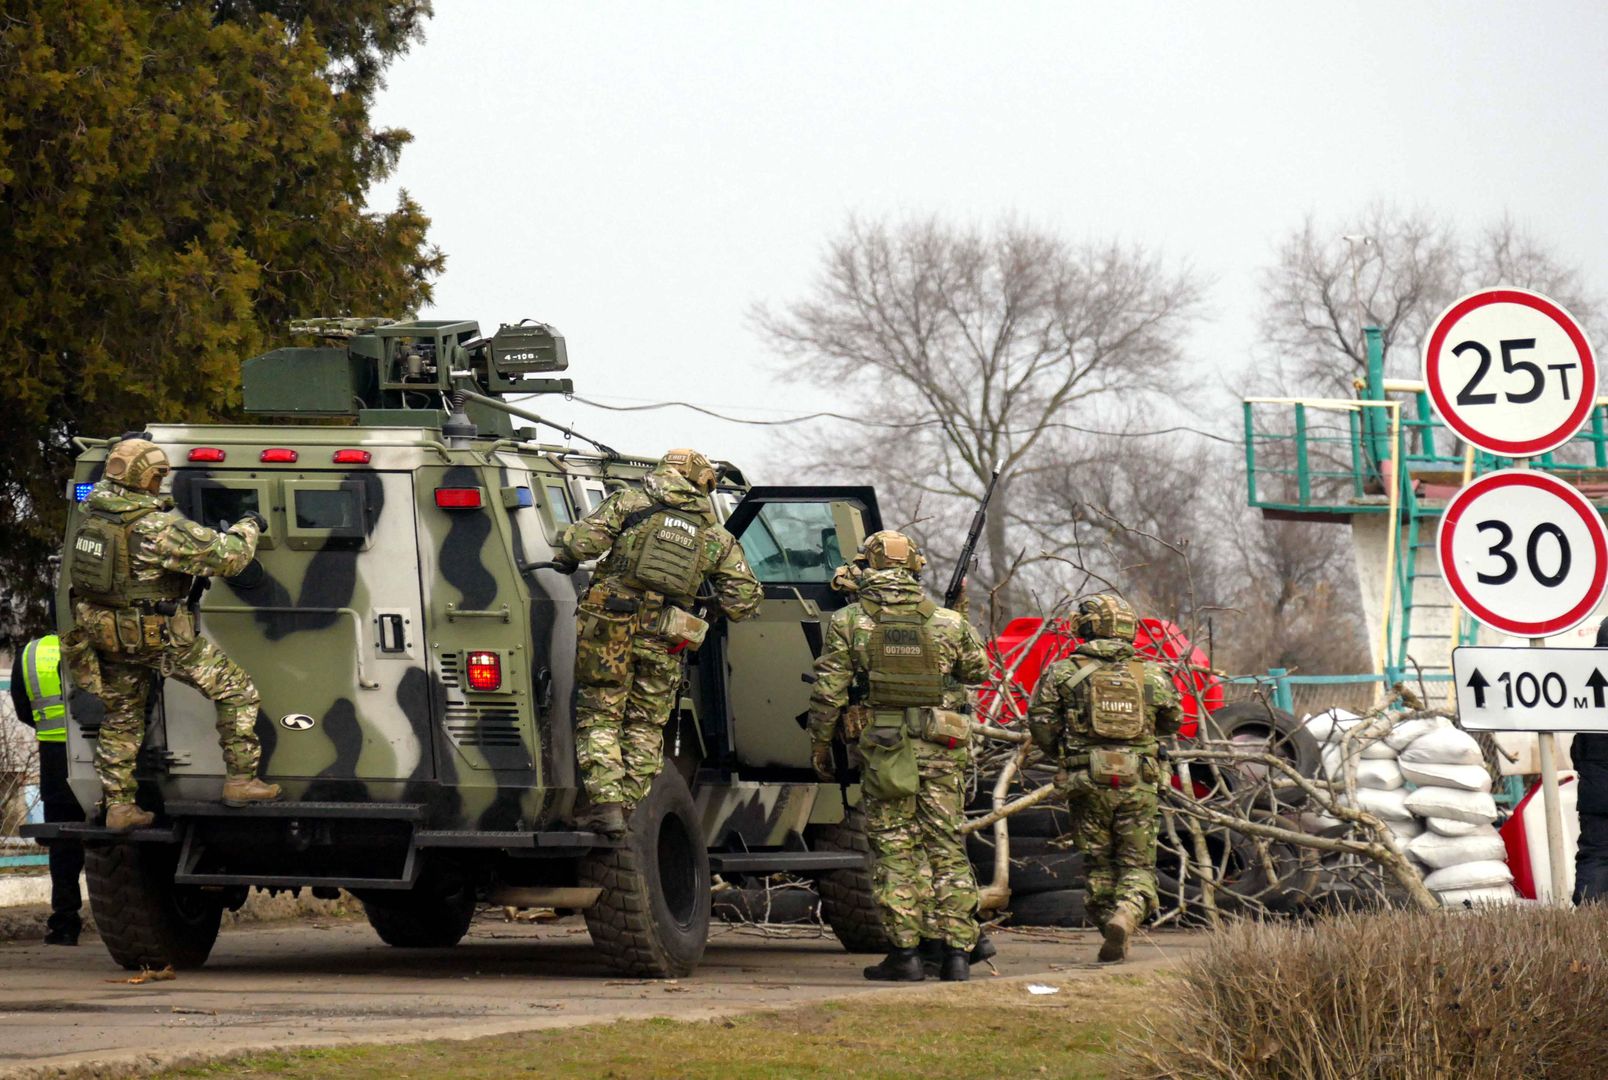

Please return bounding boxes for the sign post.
[1427,287,1601,902]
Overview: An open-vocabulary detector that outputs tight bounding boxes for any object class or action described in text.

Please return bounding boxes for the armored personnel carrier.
[26,318,887,977]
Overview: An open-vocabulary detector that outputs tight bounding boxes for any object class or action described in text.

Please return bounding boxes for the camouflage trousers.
[574,604,684,809]
[862,742,980,949]
[94,637,262,805]
[1065,770,1161,927]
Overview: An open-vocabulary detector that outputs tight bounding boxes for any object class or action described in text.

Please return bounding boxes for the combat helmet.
[659,448,718,494]
[103,438,171,494]
[860,530,927,573]
[1074,593,1137,642]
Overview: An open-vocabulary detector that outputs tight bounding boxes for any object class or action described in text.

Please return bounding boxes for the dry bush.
[1129,905,1608,1080]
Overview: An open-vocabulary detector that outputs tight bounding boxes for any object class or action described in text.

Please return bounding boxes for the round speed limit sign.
[1424,288,1596,456]
[1438,469,1608,637]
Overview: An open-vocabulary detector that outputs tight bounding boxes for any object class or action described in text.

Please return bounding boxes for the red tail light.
[260,448,299,463]
[466,651,502,691]
[188,447,226,463]
[435,487,484,509]
[332,449,372,464]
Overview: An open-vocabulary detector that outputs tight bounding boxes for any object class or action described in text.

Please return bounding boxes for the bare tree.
[1260,204,1599,397]
[752,215,1203,622]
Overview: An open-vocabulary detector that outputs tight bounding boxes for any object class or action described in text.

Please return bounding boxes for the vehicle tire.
[994,803,1073,839]
[1002,851,1085,896]
[967,833,1067,863]
[712,884,820,925]
[582,767,712,978]
[361,874,477,948]
[807,808,890,954]
[85,841,222,971]
[1200,701,1321,809]
[1004,887,1090,928]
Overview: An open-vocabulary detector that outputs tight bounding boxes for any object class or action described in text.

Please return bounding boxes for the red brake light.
[466,651,502,691]
[260,448,299,463]
[435,487,484,509]
[332,449,372,464]
[188,447,226,463]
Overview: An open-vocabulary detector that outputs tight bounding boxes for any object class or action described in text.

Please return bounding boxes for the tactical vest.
[69,505,192,609]
[21,635,65,743]
[1066,658,1153,741]
[859,598,945,708]
[619,505,709,599]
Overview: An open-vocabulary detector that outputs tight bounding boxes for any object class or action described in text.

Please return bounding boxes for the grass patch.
[162,973,1158,1079]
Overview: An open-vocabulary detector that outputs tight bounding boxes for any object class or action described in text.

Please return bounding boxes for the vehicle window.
[294,488,359,530]
[585,486,606,511]
[742,502,842,584]
[197,486,260,528]
[544,483,573,525]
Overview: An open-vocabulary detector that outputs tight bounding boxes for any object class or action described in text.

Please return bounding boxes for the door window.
[740,502,843,585]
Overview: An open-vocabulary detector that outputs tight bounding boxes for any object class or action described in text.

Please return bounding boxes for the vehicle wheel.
[807,808,890,954]
[1004,887,1090,928]
[1201,701,1321,809]
[582,767,712,978]
[85,841,222,970]
[361,873,477,948]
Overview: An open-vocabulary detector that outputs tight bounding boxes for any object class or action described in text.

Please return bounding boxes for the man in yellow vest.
[11,634,85,945]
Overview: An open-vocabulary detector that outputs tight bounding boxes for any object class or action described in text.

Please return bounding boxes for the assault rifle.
[943,466,1001,610]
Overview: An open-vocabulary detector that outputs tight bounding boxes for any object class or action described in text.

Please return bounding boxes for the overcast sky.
[366,1,1608,475]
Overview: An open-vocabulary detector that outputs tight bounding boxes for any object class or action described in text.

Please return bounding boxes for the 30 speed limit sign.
[1424,288,1597,456]
[1438,469,1608,637]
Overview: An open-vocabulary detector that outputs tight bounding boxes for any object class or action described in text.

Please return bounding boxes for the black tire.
[808,808,890,954]
[712,885,820,925]
[967,833,1070,862]
[1004,887,1090,928]
[1201,701,1321,809]
[85,841,222,971]
[361,873,477,948]
[1002,851,1086,896]
[995,804,1073,839]
[581,767,712,978]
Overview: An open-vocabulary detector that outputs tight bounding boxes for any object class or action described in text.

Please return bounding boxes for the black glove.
[552,555,580,573]
[236,510,269,533]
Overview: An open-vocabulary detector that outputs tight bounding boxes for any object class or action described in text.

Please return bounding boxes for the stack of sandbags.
[1302,708,1419,850]
[1399,726,1514,905]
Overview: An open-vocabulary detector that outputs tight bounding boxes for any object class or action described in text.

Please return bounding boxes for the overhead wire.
[568,394,1239,444]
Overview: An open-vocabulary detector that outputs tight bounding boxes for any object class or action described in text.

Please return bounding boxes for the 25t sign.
[1425,288,1597,457]
[1437,469,1608,638]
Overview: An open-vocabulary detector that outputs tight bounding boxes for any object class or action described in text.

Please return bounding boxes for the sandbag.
[1405,786,1499,824]
[1356,759,1404,790]
[1388,816,1424,840]
[1424,859,1514,891]
[1401,726,1485,766]
[1385,715,1452,753]
[1341,786,1413,821]
[1303,709,1360,743]
[1408,828,1507,869]
[1399,761,1493,793]
[1437,884,1518,907]
[1426,816,1482,837]
[1361,739,1399,760]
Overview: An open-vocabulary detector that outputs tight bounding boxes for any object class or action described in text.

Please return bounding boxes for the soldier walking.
[558,449,761,838]
[807,530,989,982]
[64,438,280,831]
[1028,594,1181,963]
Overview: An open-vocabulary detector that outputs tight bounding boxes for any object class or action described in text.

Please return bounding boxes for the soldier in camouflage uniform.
[807,531,990,982]
[1028,594,1181,963]
[64,439,280,831]
[558,449,762,837]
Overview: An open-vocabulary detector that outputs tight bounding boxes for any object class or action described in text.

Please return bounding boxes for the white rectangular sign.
[1453,646,1608,731]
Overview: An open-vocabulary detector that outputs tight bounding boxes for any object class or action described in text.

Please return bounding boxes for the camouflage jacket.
[1027,638,1182,757]
[806,569,989,744]
[559,465,762,620]
[82,481,260,588]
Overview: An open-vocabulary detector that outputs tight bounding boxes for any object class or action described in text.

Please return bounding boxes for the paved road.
[0,914,1202,1077]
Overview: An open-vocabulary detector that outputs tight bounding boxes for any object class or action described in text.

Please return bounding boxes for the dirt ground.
[0,913,1204,1078]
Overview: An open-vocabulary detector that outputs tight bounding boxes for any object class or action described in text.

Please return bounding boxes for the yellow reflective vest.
[21,635,65,743]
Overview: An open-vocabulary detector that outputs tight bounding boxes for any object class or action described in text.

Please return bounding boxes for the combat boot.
[863,946,925,982]
[1098,908,1137,963]
[105,803,155,832]
[221,776,282,807]
[917,936,945,974]
[939,946,970,982]
[577,802,627,839]
[971,932,997,965]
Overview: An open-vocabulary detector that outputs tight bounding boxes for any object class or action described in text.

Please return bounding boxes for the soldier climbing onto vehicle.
[62,437,279,831]
[807,530,990,982]
[1028,593,1182,963]
[557,448,762,838]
